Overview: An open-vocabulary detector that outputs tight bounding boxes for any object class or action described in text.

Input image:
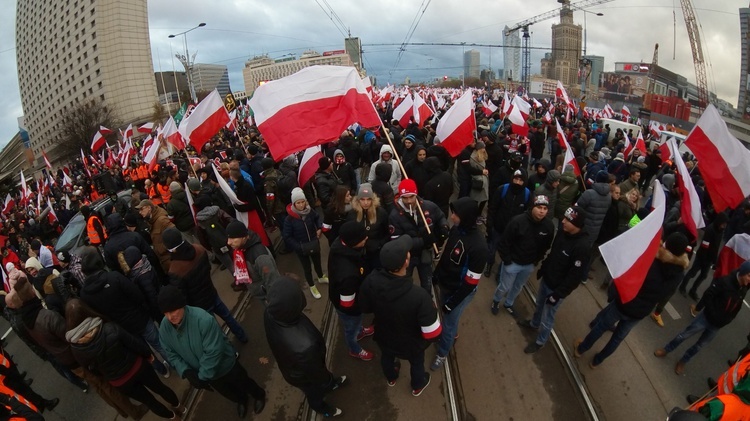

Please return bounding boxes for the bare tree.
[151,101,168,126]
[58,99,120,159]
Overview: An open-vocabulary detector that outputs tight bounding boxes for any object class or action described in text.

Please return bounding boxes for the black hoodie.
[404,146,429,194]
[327,238,367,315]
[422,157,453,216]
[372,163,395,215]
[102,213,162,278]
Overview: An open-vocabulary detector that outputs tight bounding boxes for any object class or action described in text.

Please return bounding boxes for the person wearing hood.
[264,276,346,417]
[485,169,532,277]
[554,164,580,220]
[404,145,429,195]
[157,286,265,418]
[331,149,357,192]
[607,153,629,183]
[456,142,483,199]
[575,233,690,367]
[338,135,363,185]
[165,182,197,245]
[283,188,327,299]
[194,200,238,273]
[490,195,555,317]
[348,184,390,271]
[518,206,589,354]
[371,163,395,215]
[136,199,175,273]
[117,245,162,322]
[491,152,527,200]
[358,235,441,397]
[226,220,273,292]
[431,198,488,371]
[28,239,53,269]
[534,170,560,217]
[162,228,248,344]
[24,257,65,315]
[468,142,490,215]
[655,260,750,375]
[103,213,165,281]
[77,246,172,379]
[679,213,729,301]
[400,134,418,165]
[527,158,551,191]
[575,170,612,283]
[366,144,402,193]
[314,157,341,209]
[422,156,453,217]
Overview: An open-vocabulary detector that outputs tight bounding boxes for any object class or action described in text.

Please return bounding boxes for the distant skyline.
[0,0,745,149]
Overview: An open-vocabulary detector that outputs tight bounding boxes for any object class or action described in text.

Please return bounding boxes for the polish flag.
[42,150,53,170]
[436,90,475,157]
[226,110,237,132]
[684,104,750,212]
[362,76,373,98]
[532,98,543,109]
[375,85,393,107]
[143,135,160,172]
[62,171,73,188]
[179,89,230,154]
[90,126,112,153]
[667,138,705,238]
[123,124,134,140]
[19,171,29,205]
[413,93,433,128]
[2,194,14,215]
[557,118,581,176]
[649,120,663,138]
[600,180,666,304]
[137,122,154,134]
[621,105,631,120]
[626,131,647,157]
[501,91,512,116]
[250,66,381,160]
[543,111,552,124]
[46,199,58,225]
[298,145,323,187]
[392,93,414,128]
[556,81,574,109]
[508,95,530,137]
[161,116,185,150]
[482,100,498,117]
[714,233,750,279]
[184,182,197,224]
[140,136,154,157]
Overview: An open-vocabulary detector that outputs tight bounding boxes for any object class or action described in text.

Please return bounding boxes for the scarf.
[233,249,252,285]
[292,204,312,217]
[131,256,152,279]
[65,316,102,344]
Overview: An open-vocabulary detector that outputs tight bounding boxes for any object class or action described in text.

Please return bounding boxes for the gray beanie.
[547,170,561,183]
[169,181,182,192]
[291,187,306,204]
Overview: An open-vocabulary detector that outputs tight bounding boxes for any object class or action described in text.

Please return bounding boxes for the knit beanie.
[158,285,187,313]
[162,227,185,252]
[546,170,561,183]
[664,232,689,256]
[291,187,306,204]
[225,220,249,239]
[169,181,182,192]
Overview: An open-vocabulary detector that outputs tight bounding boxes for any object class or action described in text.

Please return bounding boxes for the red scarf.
[233,249,252,285]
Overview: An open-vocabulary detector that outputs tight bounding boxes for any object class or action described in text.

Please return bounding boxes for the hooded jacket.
[103,213,162,278]
[575,182,611,245]
[389,196,448,258]
[538,228,590,300]
[488,182,531,235]
[80,267,151,335]
[327,238,367,315]
[195,206,236,255]
[27,307,78,368]
[165,188,195,232]
[168,243,218,312]
[555,168,580,219]
[282,204,322,253]
[313,169,339,208]
[146,205,175,272]
[122,246,161,321]
[422,157,453,216]
[331,149,356,191]
[371,163,395,215]
[403,146,429,194]
[499,211,555,266]
[263,277,332,388]
[367,145,402,193]
[696,270,749,328]
[70,321,151,382]
[359,268,440,358]
[434,198,489,310]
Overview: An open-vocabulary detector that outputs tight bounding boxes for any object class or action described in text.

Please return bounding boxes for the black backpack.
[277,170,298,205]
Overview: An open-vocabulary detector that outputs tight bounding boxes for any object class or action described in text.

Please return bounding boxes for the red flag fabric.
[556,81,572,107]
[508,96,530,137]
[435,90,475,157]
[413,94,433,128]
[249,66,381,161]
[556,118,580,176]
[179,89,230,154]
[392,93,414,128]
[684,104,750,212]
[298,146,323,188]
[42,150,52,170]
[123,124,133,140]
[362,76,373,98]
[2,194,14,215]
[600,180,666,304]
[137,122,154,134]
[714,233,750,279]
[621,105,631,120]
[668,138,705,238]
[161,116,185,150]
[90,125,111,153]
[482,100,498,117]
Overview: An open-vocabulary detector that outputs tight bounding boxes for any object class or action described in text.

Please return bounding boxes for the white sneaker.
[318,275,329,284]
[310,285,322,299]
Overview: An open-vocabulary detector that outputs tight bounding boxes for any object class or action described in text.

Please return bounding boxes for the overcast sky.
[0,0,745,149]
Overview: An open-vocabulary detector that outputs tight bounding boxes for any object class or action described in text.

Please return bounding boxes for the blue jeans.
[380,349,427,390]
[493,262,535,307]
[576,302,641,365]
[336,310,363,354]
[407,253,434,294]
[209,295,248,342]
[663,312,720,363]
[530,281,564,346]
[437,288,477,357]
[486,229,503,269]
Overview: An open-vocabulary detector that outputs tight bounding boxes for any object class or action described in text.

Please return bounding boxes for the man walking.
[136,199,175,272]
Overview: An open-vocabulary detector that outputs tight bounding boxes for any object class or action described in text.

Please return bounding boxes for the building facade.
[583,55,604,95]
[739,5,750,119]
[242,50,354,95]
[464,49,480,79]
[193,64,231,98]
[16,0,158,164]
[543,6,582,88]
[502,26,521,82]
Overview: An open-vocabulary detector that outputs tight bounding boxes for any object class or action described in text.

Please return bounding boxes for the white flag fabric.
[667,138,705,238]
[435,90,475,157]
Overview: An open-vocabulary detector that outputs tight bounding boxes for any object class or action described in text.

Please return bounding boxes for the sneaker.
[517,319,537,331]
[331,375,347,391]
[172,405,187,416]
[153,360,169,378]
[490,300,500,315]
[654,348,668,358]
[689,304,698,318]
[349,349,373,361]
[573,339,583,358]
[357,325,375,341]
[483,266,492,278]
[430,355,446,371]
[388,362,401,387]
[524,342,543,354]
[161,360,171,378]
[412,373,431,397]
[310,285,322,299]
[504,305,515,316]
[651,313,664,327]
[328,408,343,417]
[318,275,329,284]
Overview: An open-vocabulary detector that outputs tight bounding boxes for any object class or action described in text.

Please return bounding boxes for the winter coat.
[389,197,448,258]
[195,206,235,256]
[695,219,725,264]
[538,229,590,299]
[27,307,78,368]
[327,238,367,315]
[347,200,390,258]
[146,205,175,272]
[282,205,322,253]
[262,168,286,217]
[264,277,332,388]
[696,271,749,328]
[555,169,580,219]
[575,182,611,246]
[422,157,453,216]
[159,306,236,380]
[617,247,689,319]
[233,230,271,282]
[499,212,555,266]
[372,163,395,215]
[232,175,262,213]
[168,244,218,312]
[322,206,349,245]
[366,145,402,192]
[534,181,558,219]
[103,213,162,278]
[488,183,531,235]
[331,150,357,192]
[122,246,162,322]
[359,268,440,358]
[469,155,489,203]
[70,321,151,382]
[313,170,339,208]
[165,189,195,232]
[80,270,151,335]
[403,147,429,194]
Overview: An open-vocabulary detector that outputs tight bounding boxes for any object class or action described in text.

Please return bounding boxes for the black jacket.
[696,270,749,328]
[195,206,236,255]
[71,322,151,382]
[235,229,271,281]
[372,163,395,215]
[103,213,163,279]
[694,219,725,264]
[80,270,151,335]
[313,171,339,208]
[539,229,590,300]
[346,206,390,258]
[488,183,532,235]
[327,238,367,315]
[499,211,555,265]
[165,189,195,232]
[359,268,440,358]
[422,157,453,215]
[283,205,322,253]
[168,243,218,311]
[389,197,448,257]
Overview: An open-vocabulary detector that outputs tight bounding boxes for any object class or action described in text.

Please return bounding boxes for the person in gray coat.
[575,170,612,283]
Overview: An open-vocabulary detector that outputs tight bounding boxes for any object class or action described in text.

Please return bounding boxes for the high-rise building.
[193,64,232,98]
[583,55,604,94]
[544,6,582,88]
[243,50,354,95]
[464,49,480,79]
[739,5,750,119]
[345,37,363,73]
[502,26,521,82]
[16,0,158,164]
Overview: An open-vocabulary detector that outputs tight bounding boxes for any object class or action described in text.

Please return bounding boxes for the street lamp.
[580,11,603,96]
[169,23,206,104]
[461,42,466,87]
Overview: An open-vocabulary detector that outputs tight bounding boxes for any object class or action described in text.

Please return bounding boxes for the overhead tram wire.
[390,0,433,78]
[313,0,347,37]
[366,41,581,53]
[320,0,350,36]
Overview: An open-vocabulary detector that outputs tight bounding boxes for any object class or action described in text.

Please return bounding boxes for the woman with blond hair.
[469,142,490,218]
[347,183,390,270]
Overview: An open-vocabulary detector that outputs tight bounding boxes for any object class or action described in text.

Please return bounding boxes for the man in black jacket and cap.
[264,276,346,417]
[103,213,165,281]
[226,220,273,291]
[359,235,441,397]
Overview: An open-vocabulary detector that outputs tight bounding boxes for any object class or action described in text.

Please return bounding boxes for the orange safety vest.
[146,185,162,205]
[694,393,750,420]
[86,215,107,245]
[138,165,149,180]
[0,381,39,414]
[718,355,750,395]
[90,189,101,202]
[157,183,171,204]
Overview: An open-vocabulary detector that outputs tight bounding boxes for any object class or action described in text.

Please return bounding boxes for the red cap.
[398,179,418,196]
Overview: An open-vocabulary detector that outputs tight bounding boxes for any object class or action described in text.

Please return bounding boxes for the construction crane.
[504,0,614,92]
[678,0,709,110]
[647,43,659,96]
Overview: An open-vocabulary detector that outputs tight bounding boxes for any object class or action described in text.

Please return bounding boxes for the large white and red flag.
[2,194,14,215]
[556,81,574,109]
[46,199,58,225]
[508,95,530,137]
[298,146,324,188]
[362,76,373,98]
[436,90,475,157]
[123,124,134,140]
[600,180,666,304]
[482,100,498,117]
[142,135,160,172]
[161,116,185,150]
[62,171,73,188]
[714,233,750,279]
[413,93,433,128]
[250,66,381,160]
[625,131,648,157]
[179,89,230,153]
[19,171,29,205]
[42,150,52,170]
[226,110,237,132]
[667,138,705,238]
[392,93,414,128]
[90,125,112,153]
[556,118,581,176]
[685,104,750,212]
[501,91,512,116]
[137,122,154,134]
[621,105,631,120]
[649,120,664,138]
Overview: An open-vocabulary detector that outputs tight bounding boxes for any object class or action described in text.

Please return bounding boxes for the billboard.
[598,72,647,106]
[323,50,346,56]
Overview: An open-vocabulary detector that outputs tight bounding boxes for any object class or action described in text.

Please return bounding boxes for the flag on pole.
[684,104,750,212]
[392,93,414,128]
[161,116,185,150]
[178,90,230,154]
[556,118,581,176]
[482,100,498,117]
[62,171,73,188]
[184,182,197,224]
[621,105,631,120]
[714,233,750,279]
[667,138,705,239]
[436,90,475,157]
[42,150,53,170]
[508,96,530,137]
[2,194,13,215]
[501,91,512,116]
[298,146,324,188]
[413,93,433,128]
[90,125,112,153]
[46,199,58,225]
[137,122,154,134]
[362,76,373,98]
[600,180,666,304]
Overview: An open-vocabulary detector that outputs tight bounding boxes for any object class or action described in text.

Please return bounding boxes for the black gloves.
[183,369,212,390]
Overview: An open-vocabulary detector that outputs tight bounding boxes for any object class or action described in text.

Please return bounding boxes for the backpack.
[500,183,530,203]
[277,170,298,205]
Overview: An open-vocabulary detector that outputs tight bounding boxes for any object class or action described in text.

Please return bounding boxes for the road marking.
[745,300,750,310]
[664,302,682,321]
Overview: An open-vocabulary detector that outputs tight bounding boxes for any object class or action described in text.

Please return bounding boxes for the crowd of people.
[0,88,748,419]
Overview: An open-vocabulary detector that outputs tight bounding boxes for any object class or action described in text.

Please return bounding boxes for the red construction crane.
[678,0,709,110]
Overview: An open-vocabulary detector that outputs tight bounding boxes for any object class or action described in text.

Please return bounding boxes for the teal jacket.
[158,306,236,381]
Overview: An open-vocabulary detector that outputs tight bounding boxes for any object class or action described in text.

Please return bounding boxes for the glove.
[183,369,212,390]
[545,294,560,306]
[442,304,453,315]
[424,232,437,247]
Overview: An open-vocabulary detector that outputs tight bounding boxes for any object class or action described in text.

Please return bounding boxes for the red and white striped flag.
[226,110,237,132]
[362,76,373,98]
[543,111,552,124]
[436,90,475,157]
[556,118,581,176]
[621,105,631,120]
[508,95,530,137]
[502,91,512,116]
[123,124,134,140]
[62,171,73,188]
[392,93,414,128]
[684,104,750,212]
[298,146,323,188]
[161,116,185,150]
[143,135,160,172]
[649,120,663,138]
[90,125,112,153]
[482,100,498,117]
[46,199,58,225]
[413,93,433,128]
[714,233,750,279]
[600,180,666,304]
[556,81,574,111]
[179,89,230,154]
[2,194,14,215]
[137,122,154,134]
[19,171,29,206]
[42,150,53,170]
[250,66,381,160]
[668,138,705,238]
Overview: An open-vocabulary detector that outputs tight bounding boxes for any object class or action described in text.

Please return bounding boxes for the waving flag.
[298,145,324,188]
[413,93,433,128]
[556,118,580,176]
[502,91,512,116]
[62,171,73,188]
[42,150,52,170]
[684,104,750,212]
[668,138,705,238]
[362,76,373,98]
[714,233,750,279]
[392,93,414,128]
[601,180,666,304]
[90,125,112,153]
[2,194,14,215]
[179,90,230,154]
[621,105,631,121]
[508,95,530,137]
[137,122,154,134]
[161,116,185,150]
[482,100,498,117]
[436,90,475,157]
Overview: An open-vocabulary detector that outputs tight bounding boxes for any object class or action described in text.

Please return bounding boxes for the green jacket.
[159,306,236,381]
[554,170,580,219]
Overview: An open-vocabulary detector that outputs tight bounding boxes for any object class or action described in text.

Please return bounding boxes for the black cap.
[124,213,139,228]
[563,206,586,228]
[162,227,185,251]
[339,221,367,247]
[226,220,249,239]
[664,232,689,257]
[380,235,413,271]
[158,285,187,313]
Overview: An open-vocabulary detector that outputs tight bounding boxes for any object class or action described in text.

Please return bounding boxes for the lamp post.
[580,11,603,96]
[461,42,466,87]
[169,22,206,104]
